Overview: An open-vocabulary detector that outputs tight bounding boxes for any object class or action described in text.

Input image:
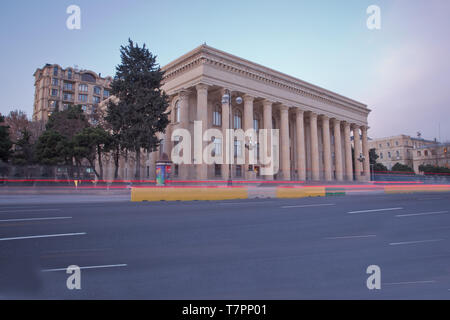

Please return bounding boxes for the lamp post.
[357,153,366,181]
[222,89,242,186]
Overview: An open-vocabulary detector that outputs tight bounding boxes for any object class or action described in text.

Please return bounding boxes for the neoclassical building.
[103,45,371,182]
[148,44,371,182]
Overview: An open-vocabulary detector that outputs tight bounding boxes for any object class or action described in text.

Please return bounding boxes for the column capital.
[195,83,209,92]
[243,94,255,103]
[308,111,318,120]
[351,123,361,131]
[331,118,341,125]
[178,89,190,100]
[263,99,273,108]
[320,114,330,122]
[295,108,304,116]
[360,125,369,132]
[279,105,289,113]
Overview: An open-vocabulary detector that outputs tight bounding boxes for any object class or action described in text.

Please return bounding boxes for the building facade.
[412,143,450,173]
[33,64,112,122]
[101,45,371,182]
[369,135,438,171]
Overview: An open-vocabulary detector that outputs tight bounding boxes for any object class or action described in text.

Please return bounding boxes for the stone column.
[196,84,208,180]
[352,125,362,181]
[221,89,230,180]
[243,95,255,180]
[321,115,332,181]
[295,109,306,181]
[309,112,320,181]
[344,122,353,181]
[178,90,190,179]
[333,119,344,181]
[361,126,371,181]
[280,105,290,180]
[263,100,273,180]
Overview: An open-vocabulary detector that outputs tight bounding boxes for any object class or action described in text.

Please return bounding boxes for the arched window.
[233,110,242,129]
[67,69,72,80]
[175,100,180,123]
[81,73,96,83]
[213,104,221,126]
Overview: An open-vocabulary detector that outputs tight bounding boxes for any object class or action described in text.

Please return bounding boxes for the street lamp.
[222,89,242,186]
[357,153,366,180]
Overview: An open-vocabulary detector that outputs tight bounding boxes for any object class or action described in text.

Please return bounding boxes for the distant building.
[412,142,450,173]
[368,134,446,172]
[32,64,112,122]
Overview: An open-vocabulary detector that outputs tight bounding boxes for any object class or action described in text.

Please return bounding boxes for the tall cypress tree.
[106,39,169,179]
[0,115,12,163]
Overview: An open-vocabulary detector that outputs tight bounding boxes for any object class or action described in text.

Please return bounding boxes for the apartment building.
[33,64,112,122]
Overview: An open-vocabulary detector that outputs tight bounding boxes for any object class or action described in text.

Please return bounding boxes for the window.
[81,105,88,112]
[215,164,221,177]
[174,101,180,123]
[236,165,242,177]
[81,73,96,83]
[213,138,222,156]
[52,78,58,86]
[103,89,110,97]
[395,141,399,146]
[79,84,88,92]
[387,142,390,147]
[234,139,242,157]
[93,96,101,104]
[49,101,58,111]
[63,93,73,101]
[62,104,69,110]
[67,69,72,80]
[53,66,58,76]
[253,114,260,131]
[418,151,421,156]
[424,150,429,156]
[388,152,391,158]
[233,110,242,129]
[379,144,382,148]
[213,104,221,126]
[78,94,88,102]
[396,151,400,157]
[380,152,383,159]
[94,86,101,95]
[63,82,73,90]
[51,89,58,97]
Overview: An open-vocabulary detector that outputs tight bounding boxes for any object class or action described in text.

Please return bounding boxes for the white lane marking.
[348,207,403,214]
[417,197,443,201]
[0,232,86,241]
[396,211,449,218]
[383,280,436,286]
[0,217,72,223]
[389,239,444,246]
[0,209,61,214]
[219,201,276,205]
[282,204,336,209]
[324,235,376,240]
[42,264,127,272]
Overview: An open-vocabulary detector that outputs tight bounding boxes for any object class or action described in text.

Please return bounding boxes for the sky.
[0,0,449,141]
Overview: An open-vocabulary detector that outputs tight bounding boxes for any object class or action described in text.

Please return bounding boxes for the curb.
[130,184,450,202]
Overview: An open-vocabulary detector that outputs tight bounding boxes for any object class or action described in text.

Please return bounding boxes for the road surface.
[1,192,450,299]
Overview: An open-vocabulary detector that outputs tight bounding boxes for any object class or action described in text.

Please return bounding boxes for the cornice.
[162,45,370,116]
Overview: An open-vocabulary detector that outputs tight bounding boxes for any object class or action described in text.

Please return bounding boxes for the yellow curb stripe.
[131,187,248,202]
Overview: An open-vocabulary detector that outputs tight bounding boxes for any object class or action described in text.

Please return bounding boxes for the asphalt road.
[1,192,450,299]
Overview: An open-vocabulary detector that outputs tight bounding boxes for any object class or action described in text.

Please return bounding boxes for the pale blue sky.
[0,0,449,141]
